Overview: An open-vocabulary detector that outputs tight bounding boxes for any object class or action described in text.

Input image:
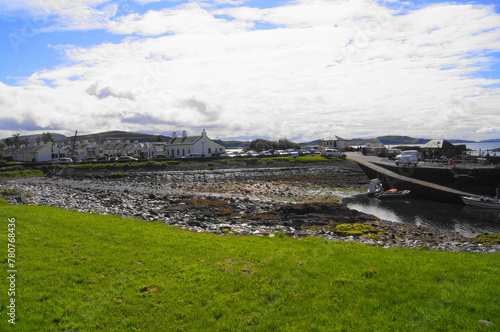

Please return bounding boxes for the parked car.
[234,152,247,157]
[284,149,299,156]
[395,150,421,166]
[246,150,259,157]
[298,149,310,156]
[117,156,138,162]
[386,148,402,160]
[182,153,202,158]
[259,151,272,156]
[307,149,320,155]
[152,154,168,161]
[55,158,73,163]
[274,150,286,156]
[320,149,346,160]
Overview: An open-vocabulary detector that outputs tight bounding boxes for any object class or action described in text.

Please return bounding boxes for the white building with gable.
[322,135,347,150]
[164,130,225,158]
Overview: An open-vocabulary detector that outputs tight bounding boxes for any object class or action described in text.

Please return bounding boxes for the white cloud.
[1,0,499,141]
[108,3,251,35]
[215,0,247,4]
[0,0,118,31]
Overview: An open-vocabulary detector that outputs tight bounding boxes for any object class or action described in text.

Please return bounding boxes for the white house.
[73,140,101,160]
[101,140,135,158]
[11,142,64,162]
[163,130,225,158]
[322,135,347,150]
[131,141,157,159]
[4,130,225,162]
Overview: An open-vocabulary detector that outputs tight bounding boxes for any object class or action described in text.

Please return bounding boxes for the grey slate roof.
[323,135,346,141]
[421,140,455,149]
[166,136,202,146]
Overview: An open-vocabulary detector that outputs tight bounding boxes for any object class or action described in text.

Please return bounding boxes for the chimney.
[182,130,187,138]
[172,132,178,139]
[201,129,207,137]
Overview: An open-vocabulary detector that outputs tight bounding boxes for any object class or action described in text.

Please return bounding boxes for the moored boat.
[374,189,411,199]
[367,178,384,196]
[461,196,500,209]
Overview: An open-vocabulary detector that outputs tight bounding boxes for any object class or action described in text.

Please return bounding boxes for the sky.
[0,0,499,142]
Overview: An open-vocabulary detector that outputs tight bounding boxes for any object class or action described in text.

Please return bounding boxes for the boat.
[374,189,411,199]
[367,179,384,196]
[461,196,500,209]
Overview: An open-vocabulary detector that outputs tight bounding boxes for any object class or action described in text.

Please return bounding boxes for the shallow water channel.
[341,194,500,238]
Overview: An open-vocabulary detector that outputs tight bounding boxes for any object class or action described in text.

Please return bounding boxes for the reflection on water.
[342,194,500,237]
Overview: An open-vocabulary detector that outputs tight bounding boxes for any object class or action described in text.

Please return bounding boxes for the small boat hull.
[375,189,411,199]
[462,196,500,209]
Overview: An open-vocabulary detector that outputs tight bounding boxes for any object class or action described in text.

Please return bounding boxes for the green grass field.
[1,201,499,331]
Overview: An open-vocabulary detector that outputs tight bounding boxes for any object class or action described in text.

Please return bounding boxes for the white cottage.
[164,130,225,158]
[12,142,60,162]
[131,141,157,159]
[322,135,346,150]
[73,140,101,160]
[101,140,135,158]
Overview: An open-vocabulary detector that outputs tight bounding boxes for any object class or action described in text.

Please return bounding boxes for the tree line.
[247,138,301,152]
[3,132,55,148]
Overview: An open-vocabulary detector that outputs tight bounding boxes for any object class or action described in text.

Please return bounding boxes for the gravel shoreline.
[2,160,498,253]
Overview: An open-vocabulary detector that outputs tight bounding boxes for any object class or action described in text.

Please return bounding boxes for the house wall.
[322,140,346,149]
[163,131,225,158]
[13,143,53,162]
[37,145,53,162]
[193,138,225,157]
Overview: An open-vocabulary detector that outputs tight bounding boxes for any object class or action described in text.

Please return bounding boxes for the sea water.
[465,142,500,155]
[342,194,500,238]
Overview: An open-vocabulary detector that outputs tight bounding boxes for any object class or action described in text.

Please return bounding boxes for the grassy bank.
[0,170,44,178]
[1,202,499,331]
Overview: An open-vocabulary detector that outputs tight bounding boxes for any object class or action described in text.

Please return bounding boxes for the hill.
[58,131,170,144]
[0,133,66,144]
[213,139,250,149]
[346,136,431,146]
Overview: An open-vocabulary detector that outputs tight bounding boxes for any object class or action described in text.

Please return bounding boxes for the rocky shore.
[2,160,498,253]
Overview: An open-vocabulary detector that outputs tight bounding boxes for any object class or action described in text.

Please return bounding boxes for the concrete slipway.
[347,153,483,205]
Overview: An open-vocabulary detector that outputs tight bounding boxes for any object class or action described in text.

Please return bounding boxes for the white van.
[395,150,421,166]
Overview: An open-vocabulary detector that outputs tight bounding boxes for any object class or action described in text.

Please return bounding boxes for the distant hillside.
[58,131,170,144]
[447,139,476,144]
[0,133,66,144]
[346,136,430,146]
[214,140,250,149]
[2,131,494,148]
[299,139,322,147]
[300,136,479,147]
